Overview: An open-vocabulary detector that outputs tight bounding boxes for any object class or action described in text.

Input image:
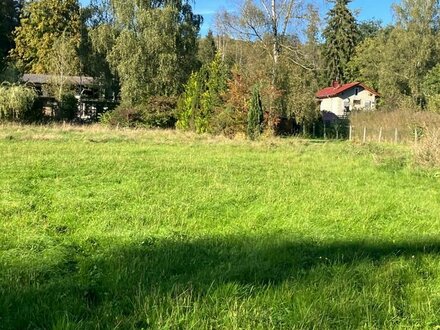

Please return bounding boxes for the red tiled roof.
[316,82,380,98]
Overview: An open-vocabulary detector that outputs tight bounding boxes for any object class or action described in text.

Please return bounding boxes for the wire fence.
[348,126,421,144]
[305,123,422,144]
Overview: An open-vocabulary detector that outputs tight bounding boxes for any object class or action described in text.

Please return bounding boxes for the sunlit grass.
[0,125,439,329]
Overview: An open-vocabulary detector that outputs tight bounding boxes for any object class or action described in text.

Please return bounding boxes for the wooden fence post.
[394,128,398,144]
[414,128,418,145]
[349,125,353,141]
[363,127,367,143]
[378,127,383,143]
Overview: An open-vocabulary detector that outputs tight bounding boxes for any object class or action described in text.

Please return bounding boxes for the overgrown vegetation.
[247,85,264,140]
[0,126,439,329]
[0,84,38,121]
[3,0,440,133]
[101,96,177,128]
[350,109,440,142]
[414,129,440,167]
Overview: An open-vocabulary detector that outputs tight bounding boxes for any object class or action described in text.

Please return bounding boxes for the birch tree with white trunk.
[216,0,313,76]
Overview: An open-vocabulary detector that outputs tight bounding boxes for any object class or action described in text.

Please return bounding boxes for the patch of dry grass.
[0,123,315,148]
[413,129,440,168]
[350,110,440,143]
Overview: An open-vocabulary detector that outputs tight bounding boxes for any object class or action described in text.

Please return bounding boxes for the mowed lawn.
[0,125,439,329]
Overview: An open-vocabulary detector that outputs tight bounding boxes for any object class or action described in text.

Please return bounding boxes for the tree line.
[0,0,439,136]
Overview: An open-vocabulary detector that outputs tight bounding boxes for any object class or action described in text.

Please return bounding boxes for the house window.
[353,100,361,106]
[365,101,372,109]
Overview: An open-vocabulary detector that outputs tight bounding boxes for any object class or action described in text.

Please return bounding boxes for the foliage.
[247,85,264,139]
[177,54,228,133]
[349,0,440,110]
[8,0,440,131]
[176,72,200,131]
[323,0,359,83]
[47,33,81,101]
[86,22,119,99]
[100,105,145,127]
[216,3,326,136]
[422,63,440,112]
[106,0,201,106]
[216,0,312,69]
[197,30,217,66]
[59,93,78,120]
[142,96,178,128]
[11,0,81,73]
[278,57,321,126]
[0,0,21,72]
[358,19,383,41]
[212,68,250,136]
[0,63,20,83]
[0,84,37,120]
[101,96,177,128]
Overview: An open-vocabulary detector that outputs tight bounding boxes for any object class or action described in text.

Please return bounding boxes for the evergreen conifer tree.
[323,0,359,84]
[198,30,217,67]
[247,86,263,140]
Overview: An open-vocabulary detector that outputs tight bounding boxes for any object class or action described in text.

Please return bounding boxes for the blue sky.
[192,0,397,35]
[80,0,398,35]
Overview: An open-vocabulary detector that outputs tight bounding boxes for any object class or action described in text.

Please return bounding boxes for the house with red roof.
[316,81,380,119]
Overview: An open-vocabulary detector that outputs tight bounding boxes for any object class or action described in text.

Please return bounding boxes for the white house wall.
[320,97,344,116]
[341,87,377,110]
[319,86,378,118]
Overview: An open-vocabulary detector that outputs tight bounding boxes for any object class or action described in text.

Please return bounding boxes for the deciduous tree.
[106,0,202,105]
[11,0,81,73]
[0,0,22,73]
[349,0,440,109]
[47,32,80,101]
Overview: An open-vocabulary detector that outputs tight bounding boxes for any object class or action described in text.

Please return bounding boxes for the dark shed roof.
[22,74,95,86]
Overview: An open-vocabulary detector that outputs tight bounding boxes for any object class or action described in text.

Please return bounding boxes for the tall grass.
[413,128,440,167]
[0,125,439,329]
[350,109,440,143]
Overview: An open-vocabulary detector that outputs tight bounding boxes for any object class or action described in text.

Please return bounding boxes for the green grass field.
[0,125,439,329]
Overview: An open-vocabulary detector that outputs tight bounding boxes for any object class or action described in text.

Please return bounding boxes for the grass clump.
[414,128,440,168]
[0,125,439,329]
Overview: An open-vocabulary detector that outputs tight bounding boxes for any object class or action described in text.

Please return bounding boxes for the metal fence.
[347,126,421,144]
[305,123,421,144]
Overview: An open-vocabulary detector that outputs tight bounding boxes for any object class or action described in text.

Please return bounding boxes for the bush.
[100,106,143,127]
[0,84,38,121]
[22,97,44,123]
[209,106,247,137]
[59,93,78,120]
[101,96,177,128]
[143,96,177,128]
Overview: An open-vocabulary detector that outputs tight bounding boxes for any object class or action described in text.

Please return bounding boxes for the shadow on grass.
[1,236,440,328]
